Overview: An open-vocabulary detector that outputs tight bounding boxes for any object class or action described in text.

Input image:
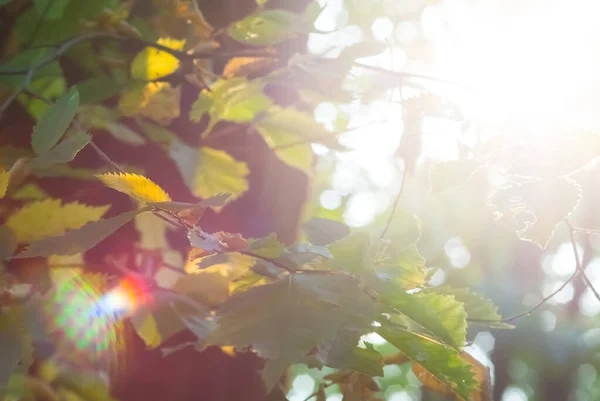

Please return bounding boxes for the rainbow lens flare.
[46,273,151,377]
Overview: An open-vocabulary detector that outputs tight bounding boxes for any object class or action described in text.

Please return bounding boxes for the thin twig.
[566,219,600,302]
[469,268,580,324]
[380,159,408,239]
[571,226,600,235]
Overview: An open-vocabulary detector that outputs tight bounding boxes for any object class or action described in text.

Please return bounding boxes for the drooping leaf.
[254,122,313,174]
[378,328,478,401]
[31,87,79,155]
[131,37,185,81]
[13,209,142,258]
[302,217,350,246]
[30,131,91,169]
[105,123,146,146]
[6,199,109,243]
[207,273,374,390]
[97,172,171,203]
[432,287,513,329]
[227,10,307,46]
[248,233,285,259]
[429,159,481,193]
[381,291,467,349]
[489,177,582,248]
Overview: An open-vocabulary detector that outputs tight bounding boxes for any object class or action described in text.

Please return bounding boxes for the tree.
[1,1,599,401]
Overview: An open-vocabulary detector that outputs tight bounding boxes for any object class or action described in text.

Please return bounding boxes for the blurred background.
[287,0,600,400]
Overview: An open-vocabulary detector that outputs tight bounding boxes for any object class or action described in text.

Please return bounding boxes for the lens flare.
[45,273,151,379]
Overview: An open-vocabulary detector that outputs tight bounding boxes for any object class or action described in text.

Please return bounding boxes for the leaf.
[30,131,91,169]
[432,287,513,329]
[13,209,141,258]
[378,328,478,401]
[31,87,79,155]
[207,274,374,390]
[97,172,171,203]
[303,217,350,246]
[119,82,181,125]
[429,159,481,193]
[489,177,582,248]
[131,37,185,81]
[0,227,16,261]
[135,212,168,250]
[105,123,146,146]
[196,147,249,201]
[322,232,373,276]
[255,107,345,151]
[10,184,47,200]
[227,10,307,46]
[255,122,313,174]
[381,291,467,349]
[0,306,33,388]
[381,210,421,251]
[248,233,285,258]
[6,199,109,243]
[0,166,8,199]
[223,57,277,78]
[189,77,272,135]
[150,193,231,212]
[34,0,70,19]
[375,245,429,290]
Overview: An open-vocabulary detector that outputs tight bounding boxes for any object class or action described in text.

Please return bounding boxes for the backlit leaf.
[105,123,146,146]
[10,183,47,200]
[323,232,373,276]
[30,131,91,169]
[489,177,582,248]
[97,172,171,203]
[303,217,350,246]
[131,37,185,81]
[378,328,478,401]
[207,274,374,390]
[255,122,313,174]
[227,10,307,46]
[433,287,513,329]
[192,147,249,201]
[375,245,429,290]
[6,199,109,243]
[248,233,285,259]
[381,291,467,349]
[31,87,79,155]
[223,57,277,78]
[429,159,481,193]
[14,209,142,258]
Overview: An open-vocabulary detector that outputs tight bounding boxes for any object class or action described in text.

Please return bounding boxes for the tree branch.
[380,159,408,239]
[565,219,600,302]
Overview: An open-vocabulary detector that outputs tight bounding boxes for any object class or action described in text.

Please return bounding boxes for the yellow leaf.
[0,164,8,199]
[221,346,235,356]
[131,37,186,81]
[135,211,168,249]
[194,147,249,201]
[119,82,181,126]
[6,199,109,243]
[223,57,276,78]
[97,172,171,203]
[131,312,162,348]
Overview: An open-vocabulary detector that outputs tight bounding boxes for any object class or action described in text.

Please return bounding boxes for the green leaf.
[31,87,79,155]
[34,0,71,19]
[323,232,373,276]
[170,141,249,201]
[227,10,306,46]
[13,209,141,258]
[77,75,125,104]
[432,287,513,329]
[207,273,374,390]
[30,131,91,169]
[105,123,146,146]
[248,233,285,258]
[254,125,313,174]
[375,245,429,290]
[381,291,467,349]
[189,77,273,135]
[489,177,582,249]
[429,159,481,193]
[255,107,346,151]
[0,0,16,6]
[11,184,48,200]
[378,328,478,401]
[381,210,421,251]
[302,217,350,246]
